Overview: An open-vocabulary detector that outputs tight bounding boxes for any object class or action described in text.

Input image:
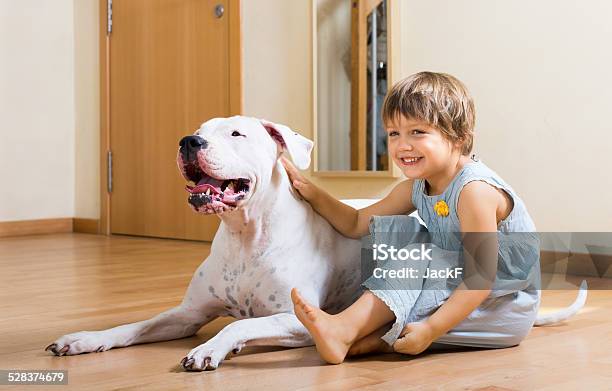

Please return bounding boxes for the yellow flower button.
[434,200,449,217]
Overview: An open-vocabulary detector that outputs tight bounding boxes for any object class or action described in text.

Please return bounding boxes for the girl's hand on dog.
[281,156,317,202]
[393,321,435,355]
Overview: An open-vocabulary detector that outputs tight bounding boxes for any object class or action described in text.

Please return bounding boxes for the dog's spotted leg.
[180,313,313,371]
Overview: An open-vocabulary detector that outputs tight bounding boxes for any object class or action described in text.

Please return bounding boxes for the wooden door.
[108,0,240,241]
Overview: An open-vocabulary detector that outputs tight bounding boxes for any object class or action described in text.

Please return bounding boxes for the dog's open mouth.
[181,161,251,213]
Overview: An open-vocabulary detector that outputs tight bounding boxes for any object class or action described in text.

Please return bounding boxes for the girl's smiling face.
[386,115,461,180]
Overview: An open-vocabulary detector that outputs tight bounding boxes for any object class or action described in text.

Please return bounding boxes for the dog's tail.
[534,280,588,326]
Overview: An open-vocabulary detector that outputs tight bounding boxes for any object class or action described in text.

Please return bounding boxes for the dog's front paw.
[180,341,233,371]
[45,331,112,356]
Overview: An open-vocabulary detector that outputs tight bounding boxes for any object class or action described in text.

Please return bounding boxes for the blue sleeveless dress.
[362,157,541,348]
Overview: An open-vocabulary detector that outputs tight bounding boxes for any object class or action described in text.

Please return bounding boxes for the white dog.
[46,116,586,371]
[46,116,363,370]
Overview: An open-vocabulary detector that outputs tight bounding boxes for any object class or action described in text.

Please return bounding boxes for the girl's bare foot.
[291,288,353,364]
[347,324,394,357]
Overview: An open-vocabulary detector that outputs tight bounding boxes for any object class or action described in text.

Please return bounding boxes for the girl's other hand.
[392,322,435,355]
[280,156,318,203]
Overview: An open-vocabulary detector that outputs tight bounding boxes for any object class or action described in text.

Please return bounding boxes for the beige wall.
[0,0,76,221]
[74,0,100,219]
[244,0,612,231]
[242,0,400,202]
[0,0,397,224]
[399,1,612,231]
[242,0,313,134]
[5,1,611,233]
[71,0,398,224]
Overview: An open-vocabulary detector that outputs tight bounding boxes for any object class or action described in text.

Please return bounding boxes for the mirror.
[315,0,390,173]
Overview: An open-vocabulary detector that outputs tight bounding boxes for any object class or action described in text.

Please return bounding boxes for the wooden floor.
[0,233,610,390]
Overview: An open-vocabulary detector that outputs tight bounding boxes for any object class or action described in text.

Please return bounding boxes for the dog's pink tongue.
[186,176,224,194]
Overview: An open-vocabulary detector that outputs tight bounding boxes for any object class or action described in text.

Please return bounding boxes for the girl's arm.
[281,156,415,239]
[393,181,500,354]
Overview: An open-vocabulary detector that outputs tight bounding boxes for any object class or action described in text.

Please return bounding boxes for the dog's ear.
[261,119,314,170]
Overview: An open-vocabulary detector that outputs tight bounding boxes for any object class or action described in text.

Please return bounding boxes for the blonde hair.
[382,71,475,155]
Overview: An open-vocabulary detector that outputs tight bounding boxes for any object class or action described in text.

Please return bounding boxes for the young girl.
[281,71,540,364]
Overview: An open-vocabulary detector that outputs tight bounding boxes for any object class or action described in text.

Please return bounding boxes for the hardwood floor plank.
[0,233,609,390]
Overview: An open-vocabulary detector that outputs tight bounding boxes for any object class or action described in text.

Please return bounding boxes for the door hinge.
[107,150,113,193]
[107,0,113,35]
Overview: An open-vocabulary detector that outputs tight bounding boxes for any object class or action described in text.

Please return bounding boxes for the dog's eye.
[231,130,243,137]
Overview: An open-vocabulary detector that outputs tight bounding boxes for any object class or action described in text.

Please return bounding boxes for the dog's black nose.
[179,136,208,162]
[179,135,208,151]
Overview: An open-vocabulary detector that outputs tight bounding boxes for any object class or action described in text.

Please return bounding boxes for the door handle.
[215,4,224,18]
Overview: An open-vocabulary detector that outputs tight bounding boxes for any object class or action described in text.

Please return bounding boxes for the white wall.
[399,0,612,231]
[0,0,75,221]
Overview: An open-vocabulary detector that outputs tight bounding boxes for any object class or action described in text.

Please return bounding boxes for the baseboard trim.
[541,250,612,278]
[0,218,101,238]
[0,218,74,238]
[73,218,100,234]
